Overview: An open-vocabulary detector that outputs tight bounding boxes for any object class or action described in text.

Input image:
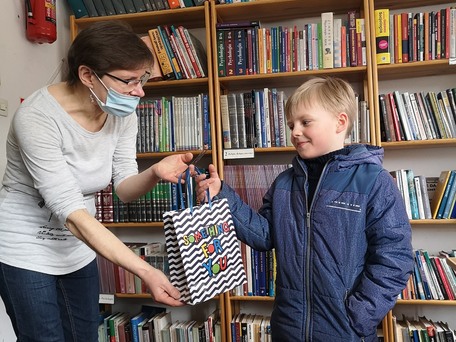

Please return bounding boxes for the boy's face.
[287,102,348,159]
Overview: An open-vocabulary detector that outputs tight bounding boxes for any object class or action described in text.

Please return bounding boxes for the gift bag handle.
[177,168,211,213]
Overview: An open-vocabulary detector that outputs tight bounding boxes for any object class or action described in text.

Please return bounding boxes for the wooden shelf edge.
[396,299,456,306]
[228,295,275,301]
[381,139,456,149]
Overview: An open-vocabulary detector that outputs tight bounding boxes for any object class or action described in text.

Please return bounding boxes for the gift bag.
[163,170,246,305]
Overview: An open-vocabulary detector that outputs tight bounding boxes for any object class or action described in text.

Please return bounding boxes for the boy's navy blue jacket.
[217,144,413,342]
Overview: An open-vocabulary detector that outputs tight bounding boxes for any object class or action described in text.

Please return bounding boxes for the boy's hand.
[191,164,221,203]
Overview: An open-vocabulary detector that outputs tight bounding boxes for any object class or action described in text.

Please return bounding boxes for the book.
[374,8,390,64]
[82,0,99,16]
[66,0,89,18]
[227,93,239,148]
[92,0,107,16]
[100,0,116,15]
[416,175,432,219]
[321,12,334,69]
[220,94,231,149]
[148,28,175,80]
[111,0,127,13]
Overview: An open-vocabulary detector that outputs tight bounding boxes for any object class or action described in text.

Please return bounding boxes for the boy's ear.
[336,112,349,134]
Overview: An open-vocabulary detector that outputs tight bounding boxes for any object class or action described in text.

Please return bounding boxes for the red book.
[387,93,403,141]
[401,12,410,62]
[166,0,180,9]
[432,257,454,300]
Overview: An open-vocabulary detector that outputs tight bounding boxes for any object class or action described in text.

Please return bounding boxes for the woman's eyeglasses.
[104,71,150,88]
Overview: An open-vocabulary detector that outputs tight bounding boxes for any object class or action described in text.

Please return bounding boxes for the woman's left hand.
[152,152,193,183]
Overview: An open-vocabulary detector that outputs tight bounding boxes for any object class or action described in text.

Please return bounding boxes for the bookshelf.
[66,0,456,340]
[369,0,456,341]
[69,3,225,341]
[209,0,383,341]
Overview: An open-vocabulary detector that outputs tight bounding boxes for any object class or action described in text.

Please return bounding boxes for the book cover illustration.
[164,198,246,305]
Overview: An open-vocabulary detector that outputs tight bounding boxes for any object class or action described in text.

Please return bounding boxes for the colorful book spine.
[374,8,390,64]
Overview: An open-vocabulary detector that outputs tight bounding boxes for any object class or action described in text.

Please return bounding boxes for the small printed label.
[223,148,255,160]
[99,293,115,304]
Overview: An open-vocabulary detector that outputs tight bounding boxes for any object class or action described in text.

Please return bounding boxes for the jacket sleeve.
[346,170,414,337]
[218,181,274,251]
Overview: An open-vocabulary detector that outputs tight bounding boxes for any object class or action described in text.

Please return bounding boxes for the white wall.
[0,1,71,340]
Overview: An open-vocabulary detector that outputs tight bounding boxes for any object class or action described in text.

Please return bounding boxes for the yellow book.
[148,28,175,80]
[374,8,390,64]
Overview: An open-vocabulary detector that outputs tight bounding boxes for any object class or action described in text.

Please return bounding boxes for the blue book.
[442,170,456,219]
[414,250,431,299]
[66,0,88,18]
[130,312,147,342]
[202,93,210,149]
[257,250,267,296]
[437,171,455,219]
[406,169,420,220]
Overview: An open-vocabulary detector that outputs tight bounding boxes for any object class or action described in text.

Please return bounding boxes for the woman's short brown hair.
[65,21,153,86]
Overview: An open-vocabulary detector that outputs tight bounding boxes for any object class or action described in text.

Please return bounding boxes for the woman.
[0,21,189,341]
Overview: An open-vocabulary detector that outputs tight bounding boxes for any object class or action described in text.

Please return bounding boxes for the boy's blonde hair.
[285,77,357,136]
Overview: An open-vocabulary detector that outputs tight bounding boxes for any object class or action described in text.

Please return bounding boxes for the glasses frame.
[104,71,151,88]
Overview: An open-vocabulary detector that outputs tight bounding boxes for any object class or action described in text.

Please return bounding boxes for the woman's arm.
[115,152,193,203]
[65,209,185,306]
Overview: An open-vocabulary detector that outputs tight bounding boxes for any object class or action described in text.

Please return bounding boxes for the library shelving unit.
[368,0,456,341]
[209,0,377,341]
[69,3,225,340]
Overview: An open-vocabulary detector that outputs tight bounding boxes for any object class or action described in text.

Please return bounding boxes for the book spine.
[347,10,358,67]
[148,28,175,80]
[375,9,390,64]
[321,12,334,69]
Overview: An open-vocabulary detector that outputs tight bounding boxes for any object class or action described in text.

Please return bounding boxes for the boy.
[193,77,413,341]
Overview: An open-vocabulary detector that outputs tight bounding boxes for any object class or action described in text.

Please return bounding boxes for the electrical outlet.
[0,98,8,117]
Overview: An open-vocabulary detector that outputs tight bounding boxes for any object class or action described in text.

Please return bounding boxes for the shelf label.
[99,293,115,304]
[223,148,255,160]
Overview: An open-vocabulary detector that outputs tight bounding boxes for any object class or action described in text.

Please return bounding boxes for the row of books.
[223,164,290,297]
[390,169,434,221]
[230,314,271,342]
[400,249,456,301]
[135,95,211,154]
[392,315,456,342]
[216,10,366,77]
[67,0,205,19]
[144,25,208,81]
[374,7,456,65]
[95,181,177,223]
[99,306,221,342]
[97,242,169,295]
[379,88,456,142]
[220,89,290,150]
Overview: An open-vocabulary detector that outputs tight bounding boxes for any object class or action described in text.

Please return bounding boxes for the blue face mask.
[90,76,140,118]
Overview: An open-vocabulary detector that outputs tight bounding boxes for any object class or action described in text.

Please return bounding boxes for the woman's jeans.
[0,260,100,342]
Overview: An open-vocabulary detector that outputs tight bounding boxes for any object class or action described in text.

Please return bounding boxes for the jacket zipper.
[301,159,332,341]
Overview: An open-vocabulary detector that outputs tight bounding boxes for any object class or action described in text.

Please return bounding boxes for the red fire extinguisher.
[25,0,57,44]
